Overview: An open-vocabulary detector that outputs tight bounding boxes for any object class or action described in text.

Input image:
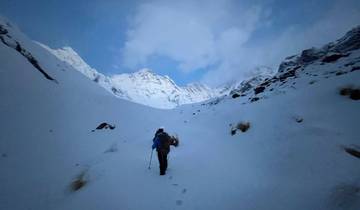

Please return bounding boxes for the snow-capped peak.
[37,43,218,108]
[36,43,99,80]
[109,68,216,108]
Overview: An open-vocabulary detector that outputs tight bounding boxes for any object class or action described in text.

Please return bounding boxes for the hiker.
[152,127,174,175]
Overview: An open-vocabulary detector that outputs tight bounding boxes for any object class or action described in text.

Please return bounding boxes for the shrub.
[70,171,87,192]
[237,122,250,132]
[339,86,360,100]
[231,122,250,135]
[340,87,352,96]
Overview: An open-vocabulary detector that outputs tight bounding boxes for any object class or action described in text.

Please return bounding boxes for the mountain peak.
[38,42,217,108]
[137,68,153,74]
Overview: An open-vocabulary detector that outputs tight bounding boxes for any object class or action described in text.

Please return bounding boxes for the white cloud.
[121,0,266,74]
[202,0,360,86]
[121,0,360,86]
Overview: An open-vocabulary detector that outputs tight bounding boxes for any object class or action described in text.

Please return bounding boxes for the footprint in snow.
[176,200,183,206]
[182,188,187,194]
[169,176,173,180]
[172,183,179,186]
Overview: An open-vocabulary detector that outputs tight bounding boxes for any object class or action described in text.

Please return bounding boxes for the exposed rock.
[294,116,303,123]
[351,66,360,72]
[279,68,297,81]
[92,122,115,131]
[250,97,259,102]
[299,48,326,63]
[322,53,349,63]
[254,86,265,95]
[232,93,240,98]
[344,147,360,159]
[0,24,57,83]
[331,26,360,52]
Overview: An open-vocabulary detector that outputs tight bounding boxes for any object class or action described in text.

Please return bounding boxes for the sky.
[0,0,359,86]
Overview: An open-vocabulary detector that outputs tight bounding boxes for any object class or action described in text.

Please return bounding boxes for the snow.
[1,17,360,210]
[110,68,217,108]
[36,44,218,109]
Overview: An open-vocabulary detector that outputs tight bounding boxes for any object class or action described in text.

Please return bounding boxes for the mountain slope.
[1,16,360,210]
[110,68,217,108]
[37,43,217,109]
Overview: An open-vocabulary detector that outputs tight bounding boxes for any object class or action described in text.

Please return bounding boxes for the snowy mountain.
[1,15,360,210]
[218,66,275,96]
[37,43,217,109]
[109,68,217,108]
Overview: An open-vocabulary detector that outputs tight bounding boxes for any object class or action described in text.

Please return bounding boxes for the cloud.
[202,0,360,86]
[121,0,268,73]
[121,0,360,86]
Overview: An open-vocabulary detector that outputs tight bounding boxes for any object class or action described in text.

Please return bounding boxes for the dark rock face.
[232,93,240,98]
[332,26,360,52]
[254,86,265,95]
[278,25,360,74]
[0,23,57,83]
[278,55,298,73]
[351,66,360,72]
[224,25,360,105]
[322,53,349,63]
[250,97,259,102]
[299,48,326,63]
[279,68,297,81]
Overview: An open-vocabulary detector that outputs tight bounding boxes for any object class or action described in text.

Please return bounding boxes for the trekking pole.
[148,149,154,170]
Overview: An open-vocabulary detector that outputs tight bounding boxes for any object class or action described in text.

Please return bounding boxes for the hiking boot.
[160,171,165,175]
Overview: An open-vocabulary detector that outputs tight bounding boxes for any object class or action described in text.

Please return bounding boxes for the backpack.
[157,132,171,151]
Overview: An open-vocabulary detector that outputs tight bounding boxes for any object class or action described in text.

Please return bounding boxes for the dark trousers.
[157,150,168,175]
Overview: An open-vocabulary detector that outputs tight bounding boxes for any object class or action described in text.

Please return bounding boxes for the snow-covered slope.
[110,68,216,108]
[218,66,275,96]
[37,44,217,109]
[1,16,360,210]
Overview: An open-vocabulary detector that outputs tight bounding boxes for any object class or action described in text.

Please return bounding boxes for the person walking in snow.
[152,127,175,175]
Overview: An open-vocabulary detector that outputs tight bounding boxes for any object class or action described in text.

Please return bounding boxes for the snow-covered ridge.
[37,44,217,109]
[204,25,360,106]
[36,43,99,81]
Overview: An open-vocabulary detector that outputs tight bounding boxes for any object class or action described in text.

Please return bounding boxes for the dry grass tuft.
[70,171,87,192]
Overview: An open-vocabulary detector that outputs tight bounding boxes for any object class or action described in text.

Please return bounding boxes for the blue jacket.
[152,136,160,150]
